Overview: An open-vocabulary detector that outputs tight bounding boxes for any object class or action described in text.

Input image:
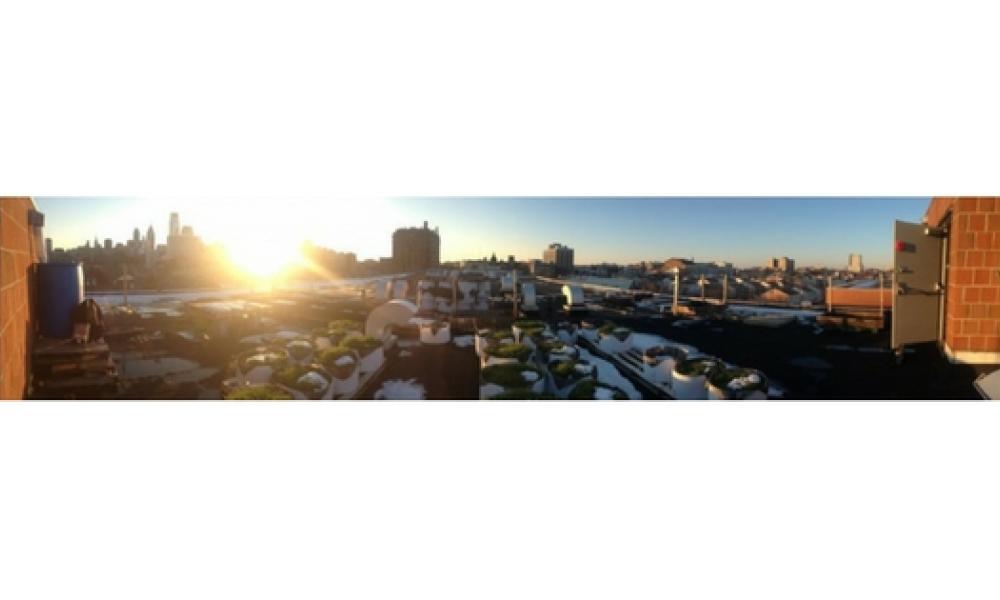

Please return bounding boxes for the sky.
[34,197,930,269]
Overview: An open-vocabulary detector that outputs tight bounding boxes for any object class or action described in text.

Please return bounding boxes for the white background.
[3,1,1000,599]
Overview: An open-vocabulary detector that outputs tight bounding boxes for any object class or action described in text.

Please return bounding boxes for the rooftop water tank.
[36,262,85,339]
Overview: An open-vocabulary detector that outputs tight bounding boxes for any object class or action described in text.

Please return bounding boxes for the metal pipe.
[879,271,884,327]
[827,275,833,313]
[672,268,681,316]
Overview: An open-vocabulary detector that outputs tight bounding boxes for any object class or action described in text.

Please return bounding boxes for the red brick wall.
[826,287,893,309]
[0,197,40,399]
[925,197,1000,356]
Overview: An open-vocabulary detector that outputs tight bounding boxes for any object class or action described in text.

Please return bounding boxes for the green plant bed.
[598,323,631,341]
[709,367,767,397]
[328,320,363,332]
[488,388,558,400]
[514,320,546,337]
[568,379,627,400]
[342,335,383,356]
[319,347,357,377]
[239,349,288,373]
[286,339,315,361]
[482,363,543,388]
[225,384,295,400]
[488,329,515,342]
[674,358,720,377]
[550,360,591,389]
[514,320,546,329]
[549,360,578,379]
[486,343,533,363]
[272,364,328,396]
[537,338,569,358]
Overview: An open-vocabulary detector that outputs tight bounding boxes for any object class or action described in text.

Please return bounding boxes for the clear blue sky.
[34,197,929,269]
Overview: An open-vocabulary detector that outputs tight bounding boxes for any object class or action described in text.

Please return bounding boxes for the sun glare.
[226,239,303,280]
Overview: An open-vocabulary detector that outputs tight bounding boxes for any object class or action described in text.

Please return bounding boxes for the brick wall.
[826,287,893,309]
[925,197,1000,361]
[0,197,40,399]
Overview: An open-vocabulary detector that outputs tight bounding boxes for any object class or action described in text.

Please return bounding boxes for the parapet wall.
[925,197,1000,363]
[0,197,41,399]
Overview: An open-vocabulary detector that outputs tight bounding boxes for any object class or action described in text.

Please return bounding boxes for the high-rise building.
[392,221,441,273]
[543,243,574,274]
[145,225,157,266]
[848,253,864,273]
[45,237,53,257]
[169,212,180,237]
[133,228,141,243]
[104,238,113,250]
[767,256,795,273]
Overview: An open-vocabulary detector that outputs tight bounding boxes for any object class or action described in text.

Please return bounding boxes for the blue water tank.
[36,263,85,339]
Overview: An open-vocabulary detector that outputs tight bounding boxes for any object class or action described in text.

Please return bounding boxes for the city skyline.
[34,197,928,269]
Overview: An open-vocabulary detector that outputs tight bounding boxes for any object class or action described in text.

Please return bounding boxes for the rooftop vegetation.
[225,384,295,400]
[488,329,516,343]
[568,379,627,400]
[286,339,315,361]
[240,349,288,372]
[272,364,309,389]
[319,347,357,376]
[328,320,363,334]
[643,345,685,361]
[341,335,383,356]
[486,343,534,364]
[549,360,578,379]
[674,358,720,377]
[482,363,543,388]
[487,388,558,400]
[709,367,767,397]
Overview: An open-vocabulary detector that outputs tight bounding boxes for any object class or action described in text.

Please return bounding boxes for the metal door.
[891,220,945,350]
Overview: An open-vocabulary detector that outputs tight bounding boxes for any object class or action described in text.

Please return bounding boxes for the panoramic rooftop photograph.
[2,196,999,400]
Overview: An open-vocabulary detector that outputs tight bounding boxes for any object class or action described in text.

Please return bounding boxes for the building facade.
[922,197,1000,363]
[1,197,43,399]
[767,256,795,273]
[542,243,574,274]
[392,221,441,273]
[848,253,864,273]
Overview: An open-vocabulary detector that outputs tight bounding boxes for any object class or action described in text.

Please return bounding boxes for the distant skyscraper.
[45,237,53,258]
[104,238,113,250]
[169,212,180,237]
[768,256,795,274]
[392,221,440,272]
[543,243,574,274]
[848,253,864,273]
[133,227,141,243]
[145,225,157,267]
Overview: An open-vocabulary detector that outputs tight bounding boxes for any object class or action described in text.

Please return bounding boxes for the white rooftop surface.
[577,348,641,400]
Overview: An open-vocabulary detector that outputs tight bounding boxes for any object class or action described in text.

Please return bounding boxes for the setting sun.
[225,238,303,280]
